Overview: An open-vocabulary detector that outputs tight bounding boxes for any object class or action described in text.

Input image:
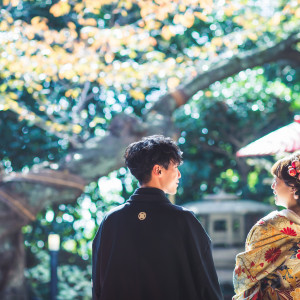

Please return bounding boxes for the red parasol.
[236,115,300,157]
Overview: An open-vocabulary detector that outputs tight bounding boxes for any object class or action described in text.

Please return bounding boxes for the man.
[92,135,222,300]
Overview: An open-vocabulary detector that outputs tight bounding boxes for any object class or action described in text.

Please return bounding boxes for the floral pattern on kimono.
[233,210,300,300]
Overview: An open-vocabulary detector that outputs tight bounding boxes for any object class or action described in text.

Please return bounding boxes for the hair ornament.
[288,159,300,180]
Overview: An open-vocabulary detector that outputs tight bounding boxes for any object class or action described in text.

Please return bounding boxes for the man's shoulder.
[170,204,207,230]
[169,203,197,217]
[170,204,211,244]
[104,203,128,218]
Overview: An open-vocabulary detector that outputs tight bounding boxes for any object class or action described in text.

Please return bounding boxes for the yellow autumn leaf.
[0,21,9,31]
[140,5,154,19]
[282,4,290,14]
[182,12,195,28]
[2,104,10,111]
[6,16,13,24]
[71,89,80,98]
[156,10,168,21]
[138,20,145,27]
[72,125,82,134]
[92,117,106,124]
[179,4,186,12]
[211,37,223,47]
[65,90,72,97]
[144,19,156,30]
[69,29,78,39]
[52,123,65,132]
[84,18,97,26]
[50,1,71,18]
[248,32,258,41]
[27,87,34,94]
[34,84,43,91]
[269,14,281,26]
[149,36,157,46]
[0,84,7,92]
[74,3,84,13]
[121,10,128,17]
[9,92,18,100]
[223,38,235,49]
[176,57,184,63]
[97,77,106,85]
[129,90,145,101]
[124,0,132,10]
[39,20,49,31]
[200,0,213,9]
[161,25,174,40]
[31,16,41,26]
[224,4,238,17]
[104,53,115,64]
[11,0,20,7]
[59,69,76,80]
[129,50,137,59]
[194,11,208,22]
[173,14,182,25]
[67,22,76,30]
[233,16,243,26]
[167,77,180,90]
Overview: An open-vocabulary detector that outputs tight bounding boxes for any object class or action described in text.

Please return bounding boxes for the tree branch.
[149,31,300,116]
[283,48,300,63]
[72,81,91,120]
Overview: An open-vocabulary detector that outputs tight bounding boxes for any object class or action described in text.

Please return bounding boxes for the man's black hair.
[124,135,183,184]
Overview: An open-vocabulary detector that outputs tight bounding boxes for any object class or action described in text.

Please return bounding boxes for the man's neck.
[141,183,161,189]
[140,181,165,192]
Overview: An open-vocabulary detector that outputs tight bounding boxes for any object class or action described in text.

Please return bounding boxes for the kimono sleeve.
[185,212,223,300]
[233,224,266,298]
[245,222,269,251]
[233,219,286,299]
[92,217,106,300]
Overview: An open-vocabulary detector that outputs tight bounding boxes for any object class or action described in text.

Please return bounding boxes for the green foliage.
[57,265,92,300]
[248,171,258,192]
[174,66,299,203]
[25,250,92,300]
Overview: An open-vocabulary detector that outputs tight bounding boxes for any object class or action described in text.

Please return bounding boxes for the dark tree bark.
[0,31,299,299]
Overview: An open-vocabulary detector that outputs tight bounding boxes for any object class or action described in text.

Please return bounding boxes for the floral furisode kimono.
[233,209,300,300]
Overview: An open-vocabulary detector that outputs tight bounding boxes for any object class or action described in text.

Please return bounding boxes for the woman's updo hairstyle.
[271,151,300,204]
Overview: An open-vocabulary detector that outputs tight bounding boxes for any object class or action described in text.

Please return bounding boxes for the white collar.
[278,209,300,225]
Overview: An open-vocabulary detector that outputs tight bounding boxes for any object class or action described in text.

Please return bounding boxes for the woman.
[233,152,300,299]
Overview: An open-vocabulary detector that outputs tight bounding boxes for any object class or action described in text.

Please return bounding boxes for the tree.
[0,0,300,298]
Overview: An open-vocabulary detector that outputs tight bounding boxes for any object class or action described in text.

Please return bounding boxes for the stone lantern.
[184,191,274,298]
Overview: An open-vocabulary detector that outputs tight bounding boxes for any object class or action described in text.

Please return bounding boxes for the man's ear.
[153,164,162,176]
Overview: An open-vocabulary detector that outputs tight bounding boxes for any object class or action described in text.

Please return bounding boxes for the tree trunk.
[0,231,27,300]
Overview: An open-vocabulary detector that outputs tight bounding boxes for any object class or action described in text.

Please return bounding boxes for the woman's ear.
[291,187,299,199]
